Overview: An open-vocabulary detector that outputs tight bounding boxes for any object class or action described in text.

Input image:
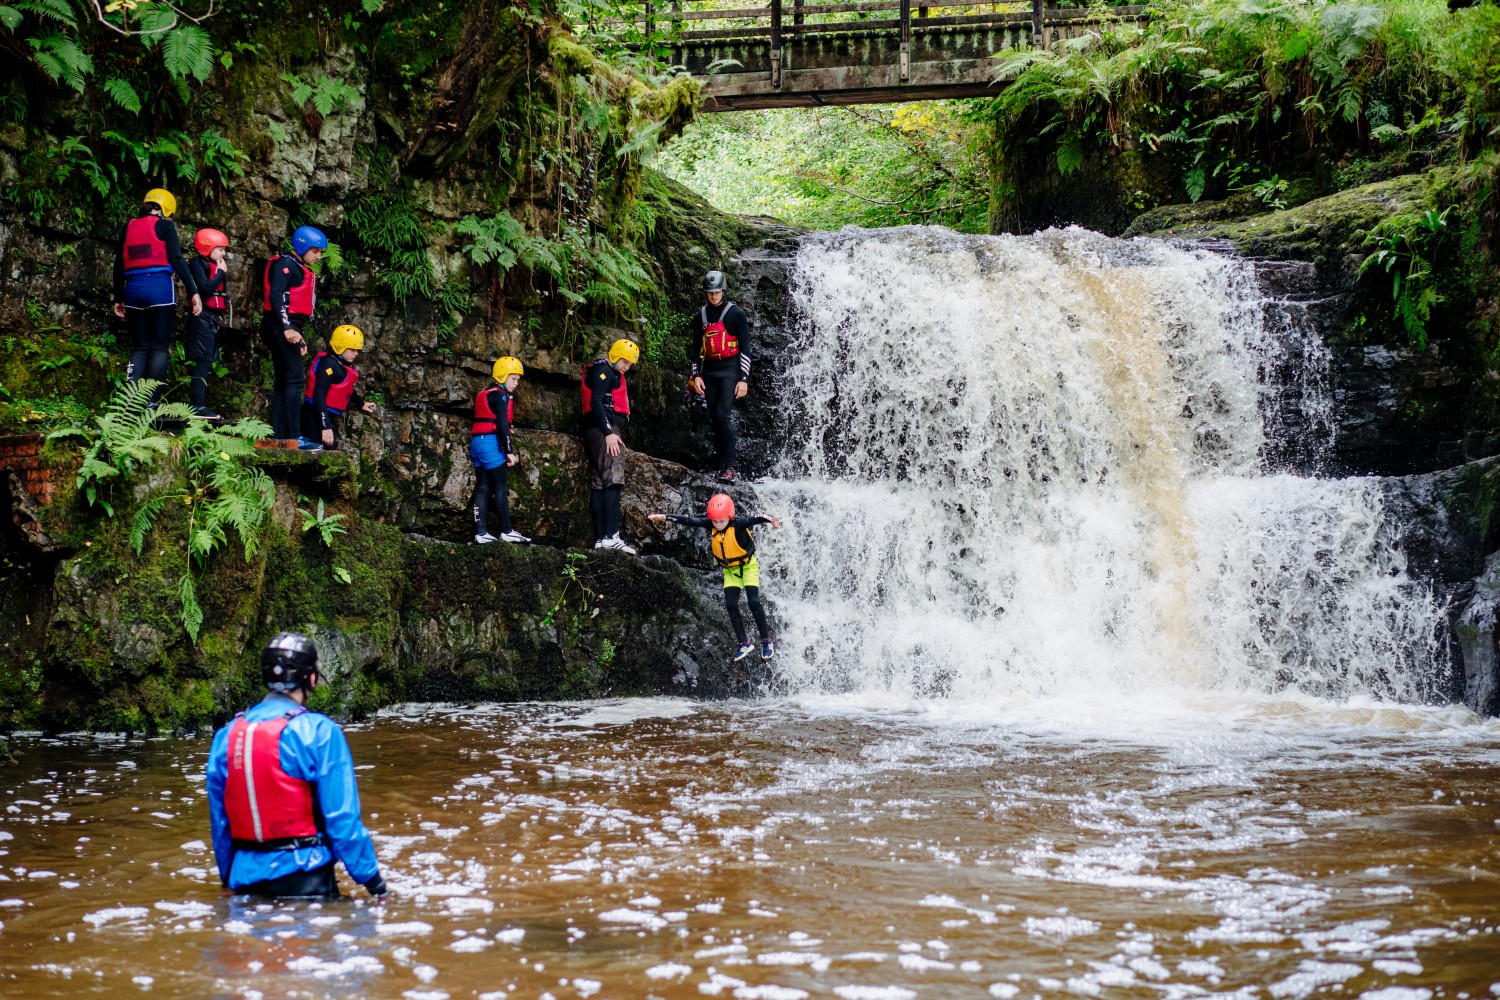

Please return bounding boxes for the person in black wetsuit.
[689,270,752,482]
[649,492,780,663]
[185,228,230,420]
[470,356,530,545]
[298,324,376,452]
[260,225,327,445]
[581,338,640,554]
[111,188,202,406]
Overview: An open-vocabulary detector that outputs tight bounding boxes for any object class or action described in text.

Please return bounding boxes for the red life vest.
[201,261,228,312]
[580,361,630,419]
[701,302,739,361]
[224,711,318,846]
[262,255,317,316]
[472,386,514,436]
[303,352,359,413]
[123,216,169,271]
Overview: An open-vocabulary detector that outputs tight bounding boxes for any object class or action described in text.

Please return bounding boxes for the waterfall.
[756,226,1449,704]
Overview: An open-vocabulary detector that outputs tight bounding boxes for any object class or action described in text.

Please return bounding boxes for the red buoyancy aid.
[472,386,514,436]
[202,262,228,311]
[579,361,630,418]
[303,352,359,413]
[123,216,169,271]
[262,255,317,316]
[701,302,739,361]
[224,711,318,845]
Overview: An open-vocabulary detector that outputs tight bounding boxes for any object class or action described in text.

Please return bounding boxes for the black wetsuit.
[690,300,751,473]
[299,352,360,447]
[261,254,313,439]
[185,256,227,410]
[112,215,199,404]
[581,358,628,541]
[471,384,515,537]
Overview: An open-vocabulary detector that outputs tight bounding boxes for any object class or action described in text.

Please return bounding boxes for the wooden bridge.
[605,2,1147,110]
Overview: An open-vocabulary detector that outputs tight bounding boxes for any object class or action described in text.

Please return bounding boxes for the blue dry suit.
[206,692,381,890]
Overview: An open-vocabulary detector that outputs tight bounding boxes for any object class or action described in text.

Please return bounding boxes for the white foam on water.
[83,906,148,927]
[760,226,1451,718]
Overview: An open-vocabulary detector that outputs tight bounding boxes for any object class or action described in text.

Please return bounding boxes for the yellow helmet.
[143,188,176,218]
[492,356,524,382]
[329,324,365,353]
[607,338,640,366]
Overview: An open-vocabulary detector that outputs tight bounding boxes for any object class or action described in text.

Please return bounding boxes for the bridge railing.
[597,1,1143,47]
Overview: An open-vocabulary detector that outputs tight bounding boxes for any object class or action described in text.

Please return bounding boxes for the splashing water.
[757,227,1448,705]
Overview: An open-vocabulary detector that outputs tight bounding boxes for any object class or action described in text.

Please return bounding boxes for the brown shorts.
[582,426,626,490]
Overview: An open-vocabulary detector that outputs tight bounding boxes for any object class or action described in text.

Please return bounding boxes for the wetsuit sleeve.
[112,223,127,302]
[727,304,751,382]
[494,388,513,453]
[690,309,706,379]
[159,218,200,297]
[187,257,210,298]
[732,516,772,529]
[666,514,713,528]
[205,725,234,887]
[312,357,338,430]
[267,259,297,329]
[286,716,381,885]
[589,364,617,435]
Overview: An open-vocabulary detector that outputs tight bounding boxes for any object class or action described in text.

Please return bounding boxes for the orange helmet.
[194,228,229,256]
[706,493,734,520]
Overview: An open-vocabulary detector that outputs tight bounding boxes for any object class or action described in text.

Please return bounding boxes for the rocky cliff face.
[0,2,798,734]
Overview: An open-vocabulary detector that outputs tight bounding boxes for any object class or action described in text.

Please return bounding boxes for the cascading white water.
[757,226,1448,704]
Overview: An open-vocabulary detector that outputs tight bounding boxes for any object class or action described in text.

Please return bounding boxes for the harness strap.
[232,833,325,853]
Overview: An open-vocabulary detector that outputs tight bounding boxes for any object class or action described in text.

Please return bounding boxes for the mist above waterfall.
[756,227,1448,705]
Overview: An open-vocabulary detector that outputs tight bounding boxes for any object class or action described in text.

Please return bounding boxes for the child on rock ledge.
[649,493,780,663]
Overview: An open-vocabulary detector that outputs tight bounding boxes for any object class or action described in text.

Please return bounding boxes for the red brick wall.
[0,434,64,506]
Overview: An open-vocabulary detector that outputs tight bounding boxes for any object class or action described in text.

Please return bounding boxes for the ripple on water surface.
[1,695,1499,998]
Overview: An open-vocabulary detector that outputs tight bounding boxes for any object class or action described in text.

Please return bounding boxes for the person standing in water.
[689,270,751,482]
[112,187,201,405]
[471,356,531,544]
[649,493,779,662]
[205,632,387,900]
[581,338,640,553]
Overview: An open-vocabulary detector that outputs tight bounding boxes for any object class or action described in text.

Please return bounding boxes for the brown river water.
[2,695,1499,999]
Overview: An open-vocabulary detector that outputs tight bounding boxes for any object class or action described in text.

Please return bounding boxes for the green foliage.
[657,103,991,232]
[541,551,596,629]
[160,24,215,82]
[986,0,1499,212]
[46,378,175,515]
[283,72,361,117]
[1360,206,1454,349]
[128,411,276,643]
[298,495,348,547]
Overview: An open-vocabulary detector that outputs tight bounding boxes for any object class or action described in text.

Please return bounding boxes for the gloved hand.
[363,874,388,900]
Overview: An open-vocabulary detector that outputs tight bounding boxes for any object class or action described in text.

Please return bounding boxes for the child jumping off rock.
[649,493,779,663]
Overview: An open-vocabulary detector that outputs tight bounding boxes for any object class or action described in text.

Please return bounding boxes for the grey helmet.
[261,631,320,691]
[702,270,728,293]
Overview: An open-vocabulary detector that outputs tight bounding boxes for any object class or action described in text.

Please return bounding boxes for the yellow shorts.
[721,556,760,590]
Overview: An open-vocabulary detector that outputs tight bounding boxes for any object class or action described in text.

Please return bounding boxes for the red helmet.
[706,493,734,520]
[194,228,229,256]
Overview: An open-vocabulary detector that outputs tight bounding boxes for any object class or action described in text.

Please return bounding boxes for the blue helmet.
[291,225,328,256]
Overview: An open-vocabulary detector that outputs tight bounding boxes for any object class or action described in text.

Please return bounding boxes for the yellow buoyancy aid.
[710,524,755,568]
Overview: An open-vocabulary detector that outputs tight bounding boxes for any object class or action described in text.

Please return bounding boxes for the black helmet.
[702,270,728,293]
[261,632,320,691]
